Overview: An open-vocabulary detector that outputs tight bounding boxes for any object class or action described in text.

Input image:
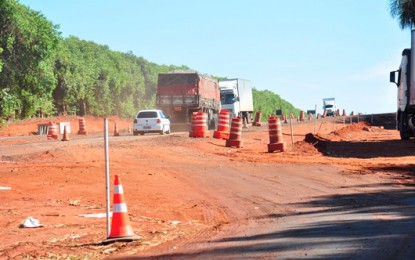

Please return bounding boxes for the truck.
[156,71,220,131]
[219,78,254,123]
[390,30,415,140]
[323,97,336,116]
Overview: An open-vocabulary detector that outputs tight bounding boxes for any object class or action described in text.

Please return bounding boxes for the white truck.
[219,79,254,123]
[323,97,336,116]
[390,29,415,140]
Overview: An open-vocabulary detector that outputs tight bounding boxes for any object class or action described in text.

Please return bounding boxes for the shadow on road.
[122,185,415,259]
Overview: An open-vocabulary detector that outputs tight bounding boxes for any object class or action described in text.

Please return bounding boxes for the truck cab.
[323,98,336,116]
[219,82,240,119]
[390,48,415,139]
[219,78,253,123]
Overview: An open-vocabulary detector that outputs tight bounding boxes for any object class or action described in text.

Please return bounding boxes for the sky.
[19,0,411,114]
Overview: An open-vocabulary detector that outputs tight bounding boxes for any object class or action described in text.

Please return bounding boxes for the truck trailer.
[219,78,254,123]
[156,71,220,131]
[390,30,415,140]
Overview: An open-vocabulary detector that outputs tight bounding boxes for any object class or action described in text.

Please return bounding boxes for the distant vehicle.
[219,79,254,123]
[323,98,336,116]
[133,109,170,135]
[390,30,415,140]
[156,71,220,131]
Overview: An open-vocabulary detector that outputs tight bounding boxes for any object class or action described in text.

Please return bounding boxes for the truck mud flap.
[171,123,192,133]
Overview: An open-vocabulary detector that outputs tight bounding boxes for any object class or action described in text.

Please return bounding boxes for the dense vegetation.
[0,0,300,124]
[253,89,300,119]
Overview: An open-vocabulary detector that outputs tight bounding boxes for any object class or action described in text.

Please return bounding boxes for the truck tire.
[242,112,249,124]
[399,113,411,140]
[210,113,218,130]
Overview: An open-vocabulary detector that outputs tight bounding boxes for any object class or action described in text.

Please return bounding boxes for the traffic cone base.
[213,131,229,140]
[267,142,286,153]
[189,131,209,138]
[102,234,141,245]
[226,139,243,148]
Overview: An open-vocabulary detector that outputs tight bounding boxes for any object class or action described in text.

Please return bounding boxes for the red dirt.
[1,116,414,258]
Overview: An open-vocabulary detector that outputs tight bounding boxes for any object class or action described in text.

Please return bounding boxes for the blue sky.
[19,0,410,114]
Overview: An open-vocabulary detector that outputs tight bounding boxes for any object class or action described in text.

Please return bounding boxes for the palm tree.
[390,0,415,30]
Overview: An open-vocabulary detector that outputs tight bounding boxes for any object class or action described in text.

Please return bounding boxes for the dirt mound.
[304,122,411,158]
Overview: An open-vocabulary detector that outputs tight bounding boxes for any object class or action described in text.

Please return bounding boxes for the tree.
[0,0,60,119]
[253,88,300,121]
[390,0,415,30]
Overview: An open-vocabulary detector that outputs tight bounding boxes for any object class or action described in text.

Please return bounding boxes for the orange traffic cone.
[102,175,140,244]
[61,125,69,141]
[114,122,120,136]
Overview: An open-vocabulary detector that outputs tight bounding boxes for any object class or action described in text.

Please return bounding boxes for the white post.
[104,118,110,237]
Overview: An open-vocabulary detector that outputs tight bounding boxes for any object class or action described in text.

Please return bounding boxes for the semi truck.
[156,71,220,131]
[219,78,254,123]
[390,30,415,140]
[323,97,336,116]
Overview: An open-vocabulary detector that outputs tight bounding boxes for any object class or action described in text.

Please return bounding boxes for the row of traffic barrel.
[189,110,286,153]
[46,118,88,141]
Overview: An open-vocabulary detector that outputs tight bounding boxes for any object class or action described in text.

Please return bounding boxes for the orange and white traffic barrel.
[225,116,243,148]
[282,114,288,124]
[47,121,59,140]
[189,112,209,138]
[78,118,87,135]
[213,110,230,139]
[299,111,305,121]
[267,116,286,153]
[252,111,262,126]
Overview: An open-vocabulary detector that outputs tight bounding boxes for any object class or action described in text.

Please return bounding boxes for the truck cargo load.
[156,71,220,132]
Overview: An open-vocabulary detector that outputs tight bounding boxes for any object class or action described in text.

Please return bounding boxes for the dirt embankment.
[1,116,415,258]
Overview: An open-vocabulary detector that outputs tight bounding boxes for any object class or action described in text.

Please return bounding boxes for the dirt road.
[1,115,415,258]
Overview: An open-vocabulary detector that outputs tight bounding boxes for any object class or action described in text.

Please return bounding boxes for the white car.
[133,109,171,135]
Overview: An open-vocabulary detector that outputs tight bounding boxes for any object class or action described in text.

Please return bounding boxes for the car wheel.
[140,132,144,136]
[133,131,139,136]
[159,125,167,135]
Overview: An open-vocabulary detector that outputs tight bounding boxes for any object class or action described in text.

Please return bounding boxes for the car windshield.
[137,111,158,118]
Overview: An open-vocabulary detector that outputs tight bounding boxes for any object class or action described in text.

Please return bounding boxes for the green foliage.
[0,47,3,72]
[390,0,415,30]
[0,88,19,119]
[0,0,302,121]
[53,37,189,117]
[253,88,301,121]
[0,0,60,118]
